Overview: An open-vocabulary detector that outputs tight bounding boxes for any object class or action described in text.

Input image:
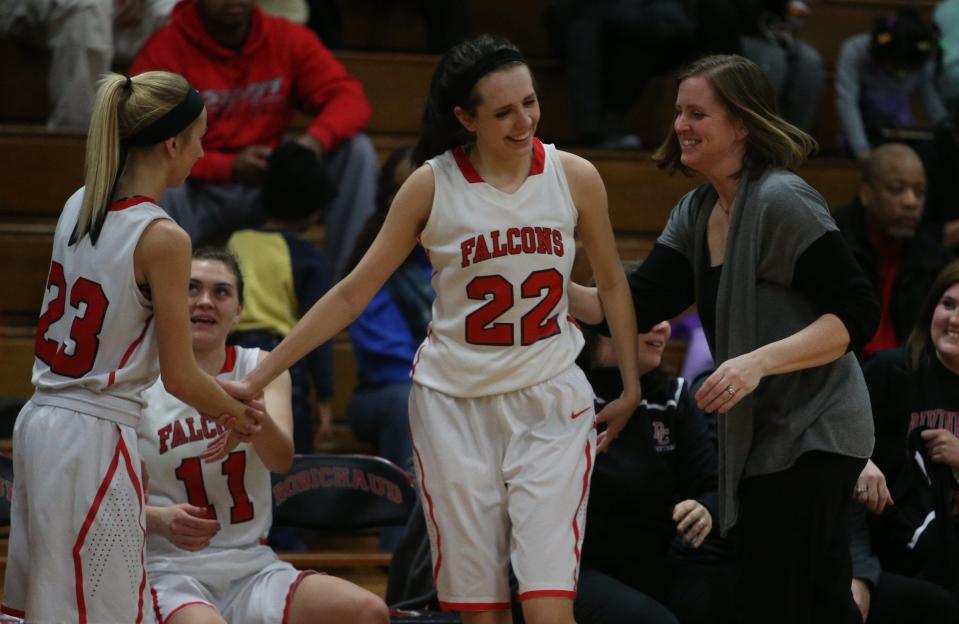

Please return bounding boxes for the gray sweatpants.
[161,133,379,278]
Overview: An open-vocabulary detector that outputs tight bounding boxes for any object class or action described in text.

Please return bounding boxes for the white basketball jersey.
[138,346,273,553]
[31,190,171,426]
[412,139,585,397]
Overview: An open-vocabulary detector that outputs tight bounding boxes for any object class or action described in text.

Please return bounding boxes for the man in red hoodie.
[131,0,377,276]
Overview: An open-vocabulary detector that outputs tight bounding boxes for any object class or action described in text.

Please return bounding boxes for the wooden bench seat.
[0,124,861,228]
[0,0,938,153]
[337,0,935,61]
[0,127,860,326]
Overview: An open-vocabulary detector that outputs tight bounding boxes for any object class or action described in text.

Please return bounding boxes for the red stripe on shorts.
[572,440,593,573]
[151,587,162,624]
[1,604,25,618]
[282,570,316,624]
[439,600,511,612]
[162,601,216,624]
[411,437,443,582]
[72,435,124,623]
[116,435,147,623]
[517,589,577,601]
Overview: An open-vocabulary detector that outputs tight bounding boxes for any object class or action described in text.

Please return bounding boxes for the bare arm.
[135,221,257,432]
[696,313,850,413]
[567,282,603,324]
[561,151,640,451]
[236,165,433,397]
[249,353,295,473]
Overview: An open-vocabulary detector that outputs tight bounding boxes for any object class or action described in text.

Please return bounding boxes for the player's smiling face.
[188,259,242,351]
[455,64,540,160]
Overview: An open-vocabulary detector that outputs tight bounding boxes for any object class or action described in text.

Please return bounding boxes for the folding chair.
[270,453,460,623]
[271,453,416,531]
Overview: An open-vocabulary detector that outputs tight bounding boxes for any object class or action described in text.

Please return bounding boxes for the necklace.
[716,198,731,217]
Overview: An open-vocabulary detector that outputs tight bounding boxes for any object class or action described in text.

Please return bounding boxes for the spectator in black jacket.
[849,260,959,618]
[569,320,735,624]
[834,143,953,358]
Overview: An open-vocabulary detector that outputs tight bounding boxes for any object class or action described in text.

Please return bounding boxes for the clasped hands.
[201,378,266,463]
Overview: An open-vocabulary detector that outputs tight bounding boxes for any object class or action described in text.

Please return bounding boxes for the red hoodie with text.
[131,0,371,184]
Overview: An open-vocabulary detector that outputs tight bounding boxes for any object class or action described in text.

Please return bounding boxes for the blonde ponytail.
[75,71,191,245]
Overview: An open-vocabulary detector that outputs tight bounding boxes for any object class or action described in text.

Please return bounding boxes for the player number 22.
[465,268,563,346]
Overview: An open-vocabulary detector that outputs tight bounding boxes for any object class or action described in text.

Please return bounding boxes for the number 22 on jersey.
[465,268,563,346]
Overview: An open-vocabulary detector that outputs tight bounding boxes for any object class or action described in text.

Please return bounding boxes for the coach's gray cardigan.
[657,168,874,532]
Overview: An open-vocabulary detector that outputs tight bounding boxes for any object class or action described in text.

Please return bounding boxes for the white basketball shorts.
[2,402,153,624]
[408,365,596,612]
[148,544,312,623]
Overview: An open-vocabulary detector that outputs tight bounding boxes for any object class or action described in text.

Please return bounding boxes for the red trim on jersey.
[109,196,157,212]
[452,139,545,184]
[452,145,484,183]
[439,600,511,612]
[529,138,546,175]
[409,327,431,378]
[281,570,316,624]
[572,440,593,570]
[411,436,444,582]
[517,589,577,601]
[162,601,216,624]
[107,314,154,386]
[566,314,580,330]
[1,604,25,618]
[219,345,237,374]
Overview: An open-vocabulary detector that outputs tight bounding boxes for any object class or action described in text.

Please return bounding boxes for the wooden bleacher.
[0,0,935,599]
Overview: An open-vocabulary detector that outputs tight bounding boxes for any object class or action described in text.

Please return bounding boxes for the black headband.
[449,49,526,107]
[71,87,205,246]
[124,87,205,147]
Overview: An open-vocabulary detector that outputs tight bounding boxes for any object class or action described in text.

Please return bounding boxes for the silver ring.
[698,518,706,527]
[726,385,737,397]
[855,485,867,494]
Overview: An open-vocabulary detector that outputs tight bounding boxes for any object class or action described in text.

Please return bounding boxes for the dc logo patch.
[652,421,675,452]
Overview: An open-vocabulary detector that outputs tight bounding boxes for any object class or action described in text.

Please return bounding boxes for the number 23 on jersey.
[35,261,110,378]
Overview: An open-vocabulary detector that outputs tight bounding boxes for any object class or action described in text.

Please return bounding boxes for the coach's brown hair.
[652,54,817,178]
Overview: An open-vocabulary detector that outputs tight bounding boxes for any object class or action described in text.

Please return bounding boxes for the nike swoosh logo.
[571,406,593,419]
